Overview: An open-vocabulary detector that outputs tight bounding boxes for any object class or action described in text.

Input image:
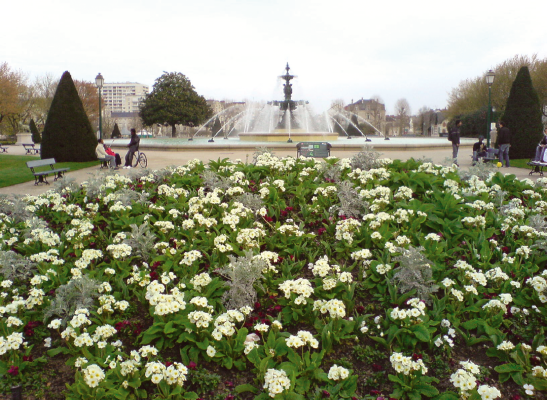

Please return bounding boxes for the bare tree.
[394,98,411,136]
[32,73,59,126]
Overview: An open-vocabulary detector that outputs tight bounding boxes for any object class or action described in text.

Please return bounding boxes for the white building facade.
[102,82,149,113]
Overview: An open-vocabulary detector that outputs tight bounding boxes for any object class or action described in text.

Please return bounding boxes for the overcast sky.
[3,0,546,114]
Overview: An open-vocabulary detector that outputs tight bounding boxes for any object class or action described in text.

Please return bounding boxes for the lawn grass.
[0,155,100,188]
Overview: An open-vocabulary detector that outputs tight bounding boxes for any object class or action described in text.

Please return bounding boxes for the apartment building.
[102,82,149,113]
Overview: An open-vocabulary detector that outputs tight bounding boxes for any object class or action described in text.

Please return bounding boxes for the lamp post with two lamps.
[485,70,495,148]
[95,73,104,140]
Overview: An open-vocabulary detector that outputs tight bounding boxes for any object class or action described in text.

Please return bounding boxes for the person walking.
[449,119,462,166]
[96,139,117,169]
[497,121,511,167]
[124,129,140,169]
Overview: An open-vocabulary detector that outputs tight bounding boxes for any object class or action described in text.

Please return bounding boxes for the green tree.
[139,72,212,138]
[30,119,41,143]
[41,71,97,162]
[111,123,121,138]
[211,117,222,138]
[447,54,547,119]
[501,66,544,159]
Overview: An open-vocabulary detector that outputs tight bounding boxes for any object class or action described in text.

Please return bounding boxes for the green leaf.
[410,324,431,342]
[236,384,259,394]
[47,347,70,357]
[494,363,524,373]
[414,382,439,397]
[388,374,406,386]
[164,320,176,335]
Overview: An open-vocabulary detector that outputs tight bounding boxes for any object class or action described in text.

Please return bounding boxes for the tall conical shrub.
[112,123,121,138]
[29,119,41,144]
[41,71,97,161]
[500,66,543,159]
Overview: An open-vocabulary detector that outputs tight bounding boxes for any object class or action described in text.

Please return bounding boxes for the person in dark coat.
[449,120,462,166]
[124,129,140,169]
[472,135,487,164]
[497,121,511,168]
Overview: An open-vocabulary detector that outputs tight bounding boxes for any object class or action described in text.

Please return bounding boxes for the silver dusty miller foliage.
[217,251,267,310]
[0,251,37,281]
[350,145,382,171]
[236,193,264,215]
[391,246,439,303]
[201,170,233,192]
[43,274,101,323]
[332,181,368,218]
[53,176,80,194]
[0,195,34,224]
[458,159,497,182]
[123,223,157,263]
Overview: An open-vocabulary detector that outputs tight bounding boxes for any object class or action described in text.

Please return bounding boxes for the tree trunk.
[171,124,176,138]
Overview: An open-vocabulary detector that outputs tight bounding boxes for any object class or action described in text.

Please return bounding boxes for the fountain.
[109,63,473,153]
[199,63,339,143]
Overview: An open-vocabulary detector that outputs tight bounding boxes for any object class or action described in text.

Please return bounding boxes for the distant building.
[102,82,149,113]
[344,98,386,135]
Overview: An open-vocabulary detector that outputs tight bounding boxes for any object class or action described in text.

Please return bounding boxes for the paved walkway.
[0,143,541,197]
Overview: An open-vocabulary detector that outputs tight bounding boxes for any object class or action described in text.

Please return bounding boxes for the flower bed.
[0,150,546,399]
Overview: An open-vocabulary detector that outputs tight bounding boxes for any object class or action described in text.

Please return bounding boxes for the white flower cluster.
[278,278,313,304]
[496,340,515,351]
[65,219,95,248]
[145,281,186,316]
[528,275,547,302]
[74,249,103,269]
[390,298,426,322]
[82,364,106,388]
[106,243,132,259]
[363,211,393,229]
[359,186,391,211]
[484,267,509,282]
[309,255,340,277]
[253,251,280,273]
[190,272,212,291]
[263,368,291,398]
[461,216,486,228]
[27,228,61,247]
[277,223,304,237]
[313,185,337,198]
[335,218,361,244]
[236,227,266,248]
[154,220,175,233]
[211,310,245,340]
[0,332,24,355]
[145,361,188,386]
[313,298,346,318]
[328,364,350,381]
[393,186,413,200]
[477,385,502,400]
[285,331,319,349]
[434,319,456,348]
[180,250,203,266]
[390,352,428,375]
[450,360,481,393]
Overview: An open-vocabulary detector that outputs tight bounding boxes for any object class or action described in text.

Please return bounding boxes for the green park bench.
[296,142,332,158]
[26,158,70,185]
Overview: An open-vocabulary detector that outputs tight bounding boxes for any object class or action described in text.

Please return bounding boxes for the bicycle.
[132,149,148,168]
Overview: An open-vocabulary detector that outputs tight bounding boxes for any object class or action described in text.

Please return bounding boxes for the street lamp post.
[95,73,104,140]
[485,70,495,148]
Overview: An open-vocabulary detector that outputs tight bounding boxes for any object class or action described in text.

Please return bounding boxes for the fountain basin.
[238,132,338,142]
